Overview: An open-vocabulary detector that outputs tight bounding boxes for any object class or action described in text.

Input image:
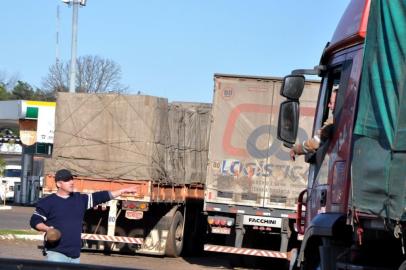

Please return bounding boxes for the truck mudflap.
[81,233,144,245]
[297,213,346,265]
[204,244,290,259]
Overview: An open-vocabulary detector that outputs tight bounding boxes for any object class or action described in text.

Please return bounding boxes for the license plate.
[242,215,282,228]
[211,227,231,235]
[125,210,143,220]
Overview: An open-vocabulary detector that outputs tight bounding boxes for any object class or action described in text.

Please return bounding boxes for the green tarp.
[352,0,406,221]
[352,136,406,220]
[354,0,406,150]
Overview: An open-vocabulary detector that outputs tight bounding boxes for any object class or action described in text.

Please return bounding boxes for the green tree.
[0,157,5,177]
[32,88,56,101]
[0,84,11,100]
[42,55,128,95]
[10,81,35,100]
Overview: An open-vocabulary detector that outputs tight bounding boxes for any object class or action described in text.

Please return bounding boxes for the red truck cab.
[277,0,406,269]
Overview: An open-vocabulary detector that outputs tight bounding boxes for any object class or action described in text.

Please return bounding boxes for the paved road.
[0,205,286,270]
[0,238,239,270]
[0,205,33,230]
[0,206,235,269]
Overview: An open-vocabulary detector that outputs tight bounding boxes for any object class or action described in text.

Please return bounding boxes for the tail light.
[207,216,235,227]
[122,201,149,211]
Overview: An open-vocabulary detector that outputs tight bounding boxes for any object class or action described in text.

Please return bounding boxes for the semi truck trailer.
[43,93,211,257]
[202,74,320,266]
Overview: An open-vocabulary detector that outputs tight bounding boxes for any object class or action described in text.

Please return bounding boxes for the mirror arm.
[291,65,326,76]
[283,142,294,148]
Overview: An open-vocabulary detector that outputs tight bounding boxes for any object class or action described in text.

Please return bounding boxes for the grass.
[0,229,41,235]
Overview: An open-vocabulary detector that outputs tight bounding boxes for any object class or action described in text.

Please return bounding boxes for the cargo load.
[46,93,211,185]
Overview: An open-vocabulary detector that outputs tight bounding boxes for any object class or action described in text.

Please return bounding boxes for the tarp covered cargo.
[46,93,211,184]
[205,75,319,209]
[352,0,406,221]
[166,102,211,184]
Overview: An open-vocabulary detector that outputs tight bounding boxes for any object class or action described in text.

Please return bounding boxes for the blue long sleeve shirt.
[30,191,112,258]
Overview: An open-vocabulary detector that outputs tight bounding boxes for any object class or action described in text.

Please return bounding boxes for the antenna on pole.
[56,4,60,65]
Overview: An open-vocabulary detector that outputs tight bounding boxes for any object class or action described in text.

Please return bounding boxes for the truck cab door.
[305,49,361,224]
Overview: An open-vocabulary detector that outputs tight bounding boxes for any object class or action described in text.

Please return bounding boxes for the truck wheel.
[301,246,320,270]
[302,260,320,270]
[127,228,143,253]
[165,211,184,257]
[399,260,406,270]
[90,225,108,251]
[289,248,298,270]
[82,222,89,248]
[110,226,126,252]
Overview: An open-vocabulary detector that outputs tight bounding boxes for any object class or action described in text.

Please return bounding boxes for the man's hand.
[290,149,296,161]
[46,228,62,243]
[35,223,54,233]
[290,144,302,161]
[319,123,334,141]
[111,186,138,198]
[120,186,138,194]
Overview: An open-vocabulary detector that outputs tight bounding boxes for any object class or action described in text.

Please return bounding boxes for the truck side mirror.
[277,100,299,146]
[280,75,305,100]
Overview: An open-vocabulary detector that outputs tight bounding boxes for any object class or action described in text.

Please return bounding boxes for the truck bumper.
[204,244,290,259]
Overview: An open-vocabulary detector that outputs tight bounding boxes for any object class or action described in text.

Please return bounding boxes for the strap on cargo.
[354,210,363,246]
[394,221,405,255]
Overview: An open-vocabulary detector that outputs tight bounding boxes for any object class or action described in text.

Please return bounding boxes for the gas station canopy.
[0,100,56,145]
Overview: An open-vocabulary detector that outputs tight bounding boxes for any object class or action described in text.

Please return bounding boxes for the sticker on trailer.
[125,210,144,220]
[243,215,281,228]
[211,227,231,235]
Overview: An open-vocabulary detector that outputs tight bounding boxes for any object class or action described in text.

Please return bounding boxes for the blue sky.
[0,1,349,103]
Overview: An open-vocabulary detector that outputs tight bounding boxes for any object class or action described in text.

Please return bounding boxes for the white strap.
[33,212,47,221]
[87,194,93,209]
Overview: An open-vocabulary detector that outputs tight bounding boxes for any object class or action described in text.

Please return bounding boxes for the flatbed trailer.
[42,93,211,257]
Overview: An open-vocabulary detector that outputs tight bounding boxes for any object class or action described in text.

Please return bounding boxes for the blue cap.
[55,169,74,182]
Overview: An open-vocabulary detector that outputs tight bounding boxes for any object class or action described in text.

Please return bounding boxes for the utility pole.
[62,0,87,93]
[69,0,79,93]
[56,5,60,65]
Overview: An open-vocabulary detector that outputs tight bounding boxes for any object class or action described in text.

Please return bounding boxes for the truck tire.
[165,211,184,257]
[127,228,143,253]
[301,244,320,270]
[90,225,108,251]
[289,248,298,270]
[110,226,126,252]
[399,260,406,270]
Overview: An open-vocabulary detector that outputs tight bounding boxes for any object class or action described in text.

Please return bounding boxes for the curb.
[0,234,43,241]
[0,206,12,210]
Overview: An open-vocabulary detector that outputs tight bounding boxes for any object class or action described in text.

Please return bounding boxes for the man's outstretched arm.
[89,186,139,209]
[110,186,138,198]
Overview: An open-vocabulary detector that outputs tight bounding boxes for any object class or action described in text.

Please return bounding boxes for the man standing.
[30,169,137,263]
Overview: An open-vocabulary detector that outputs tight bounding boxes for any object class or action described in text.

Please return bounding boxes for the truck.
[43,93,211,257]
[202,74,320,266]
[276,0,406,269]
[0,164,21,201]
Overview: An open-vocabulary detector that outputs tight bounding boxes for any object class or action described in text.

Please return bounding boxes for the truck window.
[308,59,352,188]
[310,74,341,186]
[317,71,341,131]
